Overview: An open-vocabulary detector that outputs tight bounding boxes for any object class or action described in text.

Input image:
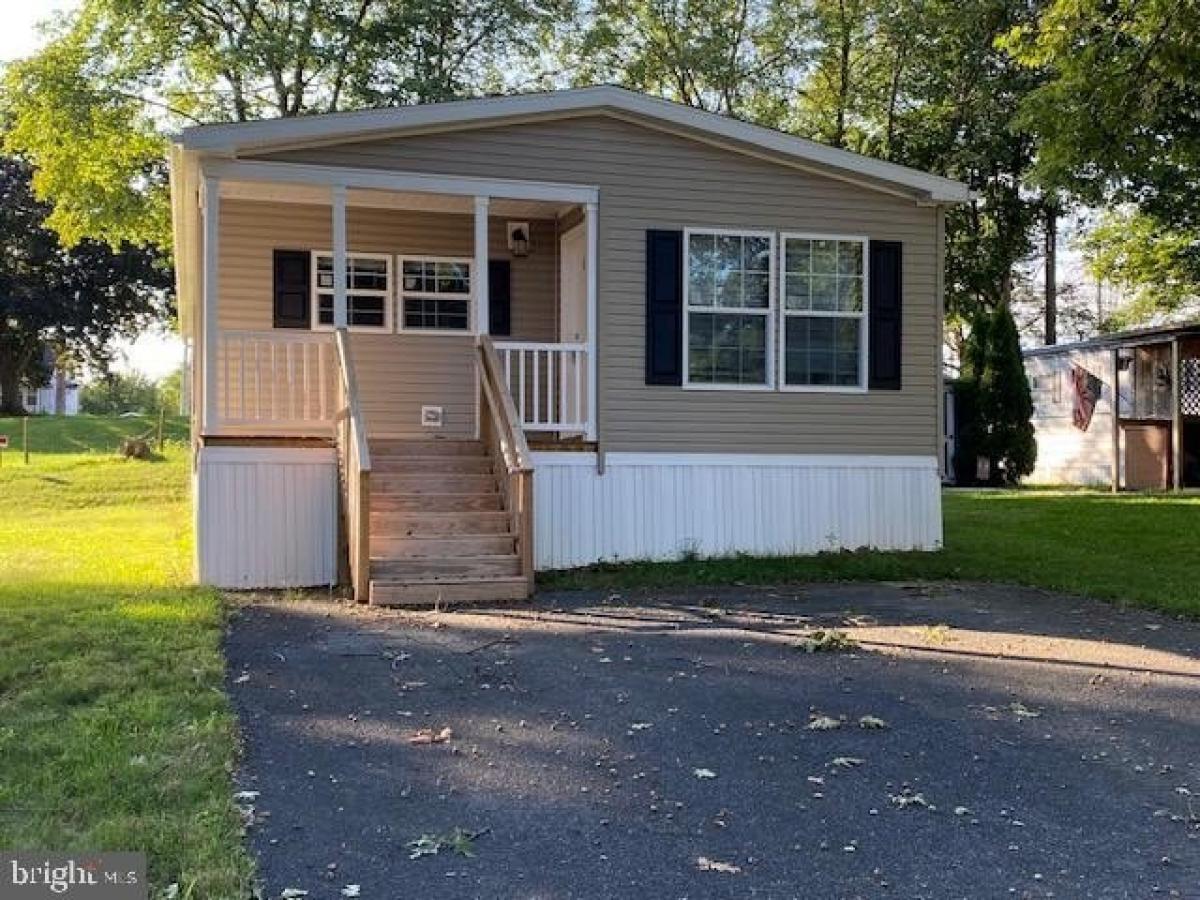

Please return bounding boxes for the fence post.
[157,405,166,453]
[23,416,29,465]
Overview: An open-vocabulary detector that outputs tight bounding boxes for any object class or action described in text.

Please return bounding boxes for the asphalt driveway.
[226,583,1200,899]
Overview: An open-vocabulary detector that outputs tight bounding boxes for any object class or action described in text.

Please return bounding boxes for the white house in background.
[169,86,970,604]
[23,366,80,416]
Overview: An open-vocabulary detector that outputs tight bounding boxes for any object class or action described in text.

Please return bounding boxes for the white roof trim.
[177,86,970,203]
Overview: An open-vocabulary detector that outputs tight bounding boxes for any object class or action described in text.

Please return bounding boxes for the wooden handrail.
[335,329,372,473]
[479,335,533,473]
[478,335,534,593]
[334,328,372,603]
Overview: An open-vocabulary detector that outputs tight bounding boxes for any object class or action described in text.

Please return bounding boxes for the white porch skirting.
[196,446,338,588]
[531,452,943,570]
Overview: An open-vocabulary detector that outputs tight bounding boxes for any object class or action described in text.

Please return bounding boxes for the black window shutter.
[273,250,311,329]
[868,240,903,390]
[645,229,684,385]
[488,259,512,336]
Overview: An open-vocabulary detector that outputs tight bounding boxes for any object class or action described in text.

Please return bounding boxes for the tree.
[0,156,170,414]
[80,371,161,415]
[3,0,565,249]
[158,368,183,415]
[1002,0,1200,320]
[956,305,1036,485]
[1078,209,1200,329]
[571,0,823,118]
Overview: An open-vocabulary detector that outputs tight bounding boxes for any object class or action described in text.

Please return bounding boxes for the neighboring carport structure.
[1024,322,1200,491]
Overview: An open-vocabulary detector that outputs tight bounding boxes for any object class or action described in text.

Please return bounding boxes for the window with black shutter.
[645,230,683,385]
[868,240,903,390]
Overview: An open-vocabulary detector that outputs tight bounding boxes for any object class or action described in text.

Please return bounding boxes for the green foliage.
[1002,0,1200,228]
[80,371,164,415]
[0,156,171,415]
[957,305,1036,485]
[2,0,570,249]
[1079,209,1200,328]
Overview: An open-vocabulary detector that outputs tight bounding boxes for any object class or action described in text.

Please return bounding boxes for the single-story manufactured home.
[1023,323,1200,490]
[169,86,970,604]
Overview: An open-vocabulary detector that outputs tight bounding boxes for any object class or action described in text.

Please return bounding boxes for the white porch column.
[201,175,220,434]
[585,200,598,441]
[332,185,348,328]
[474,196,490,334]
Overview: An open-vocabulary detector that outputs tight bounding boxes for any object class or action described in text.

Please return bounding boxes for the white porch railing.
[218,330,336,430]
[494,341,590,434]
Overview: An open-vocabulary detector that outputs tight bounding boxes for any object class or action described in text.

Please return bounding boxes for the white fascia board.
[177,86,970,204]
[200,158,598,205]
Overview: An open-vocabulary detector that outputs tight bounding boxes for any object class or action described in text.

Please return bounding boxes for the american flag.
[1071,364,1103,431]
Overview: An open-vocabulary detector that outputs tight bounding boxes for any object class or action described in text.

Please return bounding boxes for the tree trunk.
[0,361,26,416]
[1044,204,1058,346]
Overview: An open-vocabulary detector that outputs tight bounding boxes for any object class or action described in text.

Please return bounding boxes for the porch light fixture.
[507,222,530,257]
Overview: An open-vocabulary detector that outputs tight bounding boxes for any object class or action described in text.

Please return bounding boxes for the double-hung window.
[780,235,867,390]
[312,252,391,329]
[684,229,775,388]
[399,257,472,332]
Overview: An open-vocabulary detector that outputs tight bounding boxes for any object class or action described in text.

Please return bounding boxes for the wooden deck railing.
[334,329,372,602]
[494,340,589,434]
[478,336,535,590]
[219,329,335,430]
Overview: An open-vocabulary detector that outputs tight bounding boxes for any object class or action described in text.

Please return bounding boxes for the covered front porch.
[191,159,598,445]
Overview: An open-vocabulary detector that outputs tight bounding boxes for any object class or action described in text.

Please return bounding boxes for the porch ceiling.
[218,179,573,218]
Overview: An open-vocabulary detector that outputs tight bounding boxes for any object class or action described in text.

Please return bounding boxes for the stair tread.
[371,574,528,586]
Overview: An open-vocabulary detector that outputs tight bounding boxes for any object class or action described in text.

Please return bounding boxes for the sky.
[4,0,185,382]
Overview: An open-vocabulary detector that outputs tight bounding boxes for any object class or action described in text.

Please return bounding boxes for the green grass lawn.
[0,420,253,898]
[541,489,1200,617]
[0,414,190,459]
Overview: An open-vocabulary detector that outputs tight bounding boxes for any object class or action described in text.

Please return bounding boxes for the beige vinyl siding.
[254,115,942,456]
[214,198,558,436]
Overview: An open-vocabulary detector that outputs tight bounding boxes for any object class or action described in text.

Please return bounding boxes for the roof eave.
[174,87,971,204]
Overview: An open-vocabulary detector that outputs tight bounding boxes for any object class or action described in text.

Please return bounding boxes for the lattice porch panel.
[1182,357,1200,416]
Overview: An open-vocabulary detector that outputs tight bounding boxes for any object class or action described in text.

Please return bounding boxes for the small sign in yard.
[0,435,7,467]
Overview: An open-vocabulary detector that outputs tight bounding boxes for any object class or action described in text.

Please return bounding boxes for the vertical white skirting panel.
[531,452,943,570]
[196,447,338,588]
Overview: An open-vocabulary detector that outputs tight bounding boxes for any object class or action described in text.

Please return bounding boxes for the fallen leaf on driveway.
[1009,702,1041,719]
[340,886,361,898]
[696,856,742,874]
[830,757,864,769]
[234,673,251,684]
[807,716,842,731]
[279,890,308,899]
[629,722,653,731]
[408,826,488,860]
[890,791,931,810]
[858,715,888,729]
[233,790,260,802]
[408,727,453,745]
[797,630,858,653]
[693,768,717,779]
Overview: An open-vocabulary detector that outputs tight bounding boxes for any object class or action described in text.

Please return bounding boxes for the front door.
[559,223,587,342]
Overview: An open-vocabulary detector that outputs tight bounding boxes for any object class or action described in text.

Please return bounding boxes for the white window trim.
[681,226,777,392]
[397,255,476,337]
[310,250,393,332]
[777,231,870,394]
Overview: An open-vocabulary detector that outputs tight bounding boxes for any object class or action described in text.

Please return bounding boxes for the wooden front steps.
[366,438,532,607]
